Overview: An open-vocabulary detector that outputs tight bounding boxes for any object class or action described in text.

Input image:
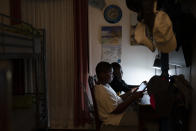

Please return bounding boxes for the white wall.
[89,0,157,85]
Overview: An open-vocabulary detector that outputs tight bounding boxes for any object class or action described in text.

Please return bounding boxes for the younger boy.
[94,61,143,127]
[110,62,139,94]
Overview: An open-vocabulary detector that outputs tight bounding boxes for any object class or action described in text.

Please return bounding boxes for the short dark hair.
[111,62,121,71]
[96,61,112,76]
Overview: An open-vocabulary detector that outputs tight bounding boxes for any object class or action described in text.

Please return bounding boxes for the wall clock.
[104,5,122,24]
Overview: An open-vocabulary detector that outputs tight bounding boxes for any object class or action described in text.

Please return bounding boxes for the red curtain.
[10,0,21,24]
[73,0,91,127]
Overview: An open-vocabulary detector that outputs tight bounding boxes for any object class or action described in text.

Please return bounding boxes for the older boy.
[94,61,143,127]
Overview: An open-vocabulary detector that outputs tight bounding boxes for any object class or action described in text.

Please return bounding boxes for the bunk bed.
[0,13,42,58]
[0,13,47,130]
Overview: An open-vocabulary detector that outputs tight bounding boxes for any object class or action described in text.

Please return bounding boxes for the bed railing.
[0,13,40,37]
[0,13,42,58]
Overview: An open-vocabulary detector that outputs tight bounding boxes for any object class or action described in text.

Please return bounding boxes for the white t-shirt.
[94,84,125,125]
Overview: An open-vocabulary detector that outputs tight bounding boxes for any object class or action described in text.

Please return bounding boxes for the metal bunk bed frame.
[0,13,41,58]
[0,13,48,130]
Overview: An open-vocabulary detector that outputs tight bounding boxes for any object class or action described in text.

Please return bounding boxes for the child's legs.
[119,106,139,126]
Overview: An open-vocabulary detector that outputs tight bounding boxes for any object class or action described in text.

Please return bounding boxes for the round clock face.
[104,5,122,24]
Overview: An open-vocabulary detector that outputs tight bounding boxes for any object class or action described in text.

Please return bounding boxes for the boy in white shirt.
[94,61,144,127]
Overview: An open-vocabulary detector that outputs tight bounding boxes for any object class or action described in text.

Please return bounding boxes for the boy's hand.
[132,91,144,101]
[142,80,148,85]
[131,87,139,93]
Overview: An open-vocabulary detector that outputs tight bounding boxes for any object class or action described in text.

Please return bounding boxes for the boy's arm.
[128,85,139,90]
[119,84,140,100]
[119,90,133,100]
[112,91,143,114]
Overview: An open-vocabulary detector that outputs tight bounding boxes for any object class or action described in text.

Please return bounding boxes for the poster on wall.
[101,26,122,63]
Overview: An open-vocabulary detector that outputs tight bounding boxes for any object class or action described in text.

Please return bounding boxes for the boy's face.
[100,68,113,84]
[114,67,123,80]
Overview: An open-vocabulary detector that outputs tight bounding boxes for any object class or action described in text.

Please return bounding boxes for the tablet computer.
[137,82,147,92]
